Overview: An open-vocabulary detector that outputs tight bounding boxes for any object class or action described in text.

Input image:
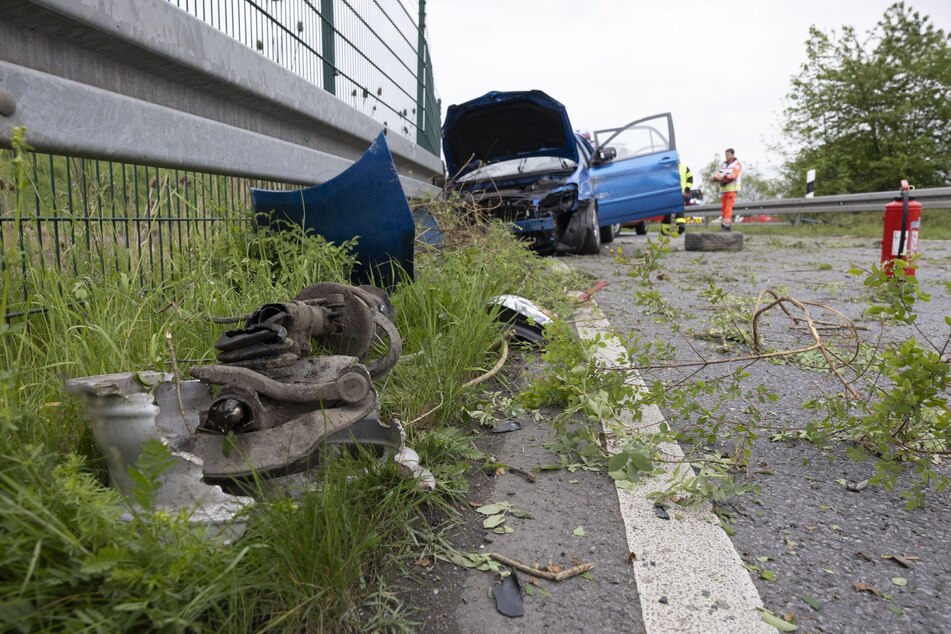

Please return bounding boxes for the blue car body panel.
[591,113,683,224]
[590,150,682,224]
[251,131,414,289]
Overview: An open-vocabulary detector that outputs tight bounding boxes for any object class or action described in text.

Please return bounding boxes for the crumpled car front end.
[457,176,582,254]
[443,90,596,255]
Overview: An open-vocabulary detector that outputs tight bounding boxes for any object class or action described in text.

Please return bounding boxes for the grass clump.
[1,135,572,630]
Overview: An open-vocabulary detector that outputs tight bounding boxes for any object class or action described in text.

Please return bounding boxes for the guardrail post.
[320,0,336,96]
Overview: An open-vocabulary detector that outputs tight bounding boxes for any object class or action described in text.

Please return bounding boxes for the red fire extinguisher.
[881,180,921,277]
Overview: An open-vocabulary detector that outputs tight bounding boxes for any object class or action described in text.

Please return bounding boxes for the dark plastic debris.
[654,504,670,520]
[492,419,522,434]
[494,567,524,618]
[488,295,553,346]
[412,205,444,247]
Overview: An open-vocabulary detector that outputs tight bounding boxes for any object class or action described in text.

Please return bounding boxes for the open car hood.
[442,90,578,178]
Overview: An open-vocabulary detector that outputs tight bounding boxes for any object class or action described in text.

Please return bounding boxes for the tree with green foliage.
[778,2,950,196]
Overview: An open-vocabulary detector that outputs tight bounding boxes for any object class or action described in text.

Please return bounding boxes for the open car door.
[590,113,683,225]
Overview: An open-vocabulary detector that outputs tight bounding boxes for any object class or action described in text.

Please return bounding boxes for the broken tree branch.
[489,553,594,581]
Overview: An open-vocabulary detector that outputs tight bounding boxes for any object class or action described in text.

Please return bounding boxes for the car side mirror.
[593,146,617,165]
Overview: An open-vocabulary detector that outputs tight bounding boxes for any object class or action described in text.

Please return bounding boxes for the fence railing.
[684,187,951,217]
[0,0,444,318]
[0,0,442,193]
[164,0,442,158]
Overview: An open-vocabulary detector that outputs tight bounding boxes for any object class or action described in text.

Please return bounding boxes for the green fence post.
[415,0,440,156]
[321,0,336,95]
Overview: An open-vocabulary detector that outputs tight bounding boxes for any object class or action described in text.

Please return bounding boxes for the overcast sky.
[426,0,950,181]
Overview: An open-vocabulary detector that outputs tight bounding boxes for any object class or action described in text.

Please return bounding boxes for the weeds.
[1,132,575,631]
[384,213,577,429]
[513,235,949,511]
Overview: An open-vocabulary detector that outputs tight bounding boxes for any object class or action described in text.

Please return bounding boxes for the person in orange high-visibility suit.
[710,148,742,231]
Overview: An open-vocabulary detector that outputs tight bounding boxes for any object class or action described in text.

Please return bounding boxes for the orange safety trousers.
[721,191,737,224]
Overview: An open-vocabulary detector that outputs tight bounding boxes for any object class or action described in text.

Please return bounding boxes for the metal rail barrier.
[684,187,951,217]
[0,0,442,194]
[0,0,444,318]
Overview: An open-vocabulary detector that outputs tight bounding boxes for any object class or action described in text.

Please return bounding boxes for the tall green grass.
[1,146,574,629]
[381,200,582,431]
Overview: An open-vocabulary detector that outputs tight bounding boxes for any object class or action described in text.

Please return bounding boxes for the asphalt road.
[402,232,951,634]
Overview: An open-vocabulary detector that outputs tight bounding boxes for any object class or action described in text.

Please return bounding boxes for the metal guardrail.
[0,0,442,195]
[0,0,444,317]
[685,187,951,217]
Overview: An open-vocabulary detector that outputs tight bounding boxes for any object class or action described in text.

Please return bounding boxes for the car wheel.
[684,231,744,252]
[633,221,647,235]
[580,201,602,255]
[600,222,620,244]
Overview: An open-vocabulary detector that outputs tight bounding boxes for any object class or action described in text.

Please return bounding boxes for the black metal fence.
[1,0,440,319]
[0,148,293,314]
[167,0,440,155]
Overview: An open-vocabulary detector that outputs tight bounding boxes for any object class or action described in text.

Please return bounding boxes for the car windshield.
[456,155,577,182]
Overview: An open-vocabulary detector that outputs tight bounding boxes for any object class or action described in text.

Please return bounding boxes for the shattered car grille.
[469,185,578,224]
[477,196,538,222]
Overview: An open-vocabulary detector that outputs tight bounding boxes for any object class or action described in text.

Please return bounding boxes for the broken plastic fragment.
[494,567,524,617]
[394,446,436,491]
[492,419,522,433]
[488,295,553,346]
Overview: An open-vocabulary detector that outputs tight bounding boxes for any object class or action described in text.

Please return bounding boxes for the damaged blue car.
[442,90,683,254]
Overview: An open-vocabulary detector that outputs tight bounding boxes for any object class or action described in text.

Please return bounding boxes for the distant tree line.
[777,1,950,197]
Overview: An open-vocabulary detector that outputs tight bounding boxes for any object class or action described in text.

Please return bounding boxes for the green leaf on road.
[801,595,821,611]
[891,577,908,587]
[448,553,478,568]
[475,502,510,515]
[573,526,586,538]
[483,514,506,529]
[760,569,777,582]
[758,608,799,631]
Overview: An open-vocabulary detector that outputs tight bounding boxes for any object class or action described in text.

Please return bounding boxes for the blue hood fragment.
[251,131,416,289]
[442,90,578,178]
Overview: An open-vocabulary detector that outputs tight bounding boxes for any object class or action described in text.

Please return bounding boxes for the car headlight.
[539,188,577,212]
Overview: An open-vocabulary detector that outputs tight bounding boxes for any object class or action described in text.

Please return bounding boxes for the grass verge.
[1,151,578,630]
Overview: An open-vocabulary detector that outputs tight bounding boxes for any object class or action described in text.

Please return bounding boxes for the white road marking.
[574,300,773,634]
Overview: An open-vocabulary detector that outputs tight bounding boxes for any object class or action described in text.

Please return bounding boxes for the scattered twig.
[165,331,193,434]
[882,553,918,568]
[463,334,510,388]
[489,553,593,581]
[504,464,537,483]
[609,290,864,398]
[407,394,445,426]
